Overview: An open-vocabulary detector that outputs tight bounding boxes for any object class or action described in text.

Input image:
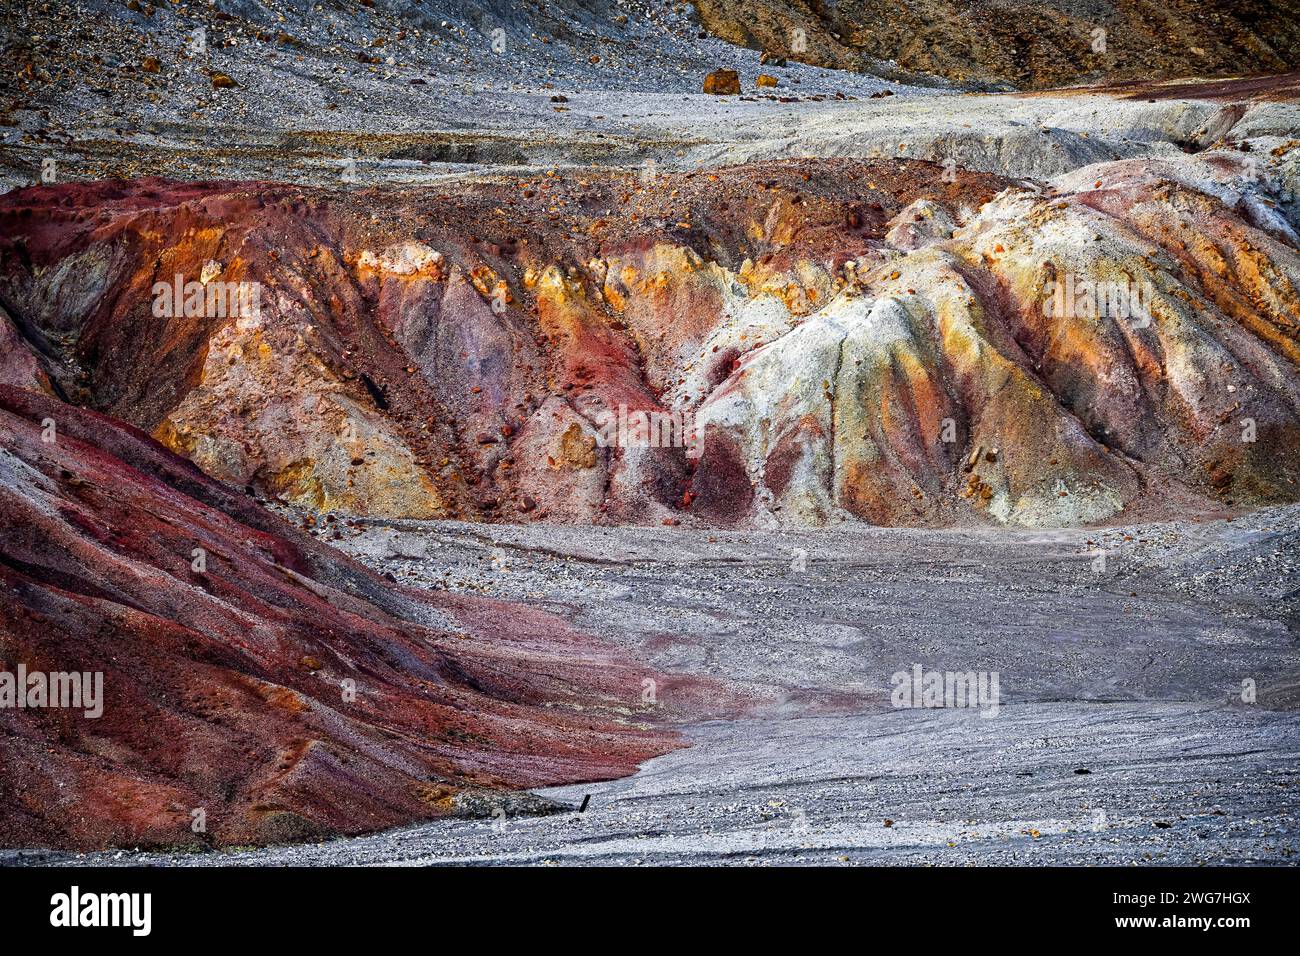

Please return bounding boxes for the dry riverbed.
[15,506,1299,866]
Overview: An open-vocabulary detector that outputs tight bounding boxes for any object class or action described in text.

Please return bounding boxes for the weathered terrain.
[4,134,1299,529]
[12,506,1299,865]
[693,0,1300,90]
[1,1,1299,865]
[0,386,727,850]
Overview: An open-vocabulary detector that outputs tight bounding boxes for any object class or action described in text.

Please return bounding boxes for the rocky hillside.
[3,143,1298,530]
[0,386,726,850]
[693,0,1300,89]
[1,0,1299,861]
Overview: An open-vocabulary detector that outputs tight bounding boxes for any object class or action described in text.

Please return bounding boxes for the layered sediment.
[2,148,1298,529]
[693,0,1300,90]
[0,386,718,850]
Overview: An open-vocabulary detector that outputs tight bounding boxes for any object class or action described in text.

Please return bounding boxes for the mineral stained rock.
[703,68,742,94]
[693,0,1300,90]
[0,386,718,850]
[1,151,1298,530]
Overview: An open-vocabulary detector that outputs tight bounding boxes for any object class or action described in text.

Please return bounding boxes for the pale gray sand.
[15,507,1298,866]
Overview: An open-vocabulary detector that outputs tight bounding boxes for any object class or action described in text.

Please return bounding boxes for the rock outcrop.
[693,0,1300,90]
[1,149,1298,530]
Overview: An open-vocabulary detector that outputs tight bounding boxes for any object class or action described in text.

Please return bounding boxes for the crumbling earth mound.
[2,149,1298,529]
[0,386,721,850]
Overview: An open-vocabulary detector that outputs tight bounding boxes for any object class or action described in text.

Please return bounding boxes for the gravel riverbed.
[15,507,1298,866]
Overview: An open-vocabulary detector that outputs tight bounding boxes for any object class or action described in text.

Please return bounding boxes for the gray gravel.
[10,0,1293,189]
[15,505,1299,866]
[0,0,930,189]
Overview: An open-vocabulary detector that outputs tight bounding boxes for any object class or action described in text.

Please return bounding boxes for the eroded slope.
[694,0,1300,90]
[2,149,1298,529]
[0,386,720,850]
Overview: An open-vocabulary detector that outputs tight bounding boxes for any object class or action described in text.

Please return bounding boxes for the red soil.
[0,386,723,850]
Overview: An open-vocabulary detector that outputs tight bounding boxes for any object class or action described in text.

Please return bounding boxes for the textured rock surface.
[704,69,742,95]
[0,386,723,850]
[693,0,1300,90]
[3,145,1298,529]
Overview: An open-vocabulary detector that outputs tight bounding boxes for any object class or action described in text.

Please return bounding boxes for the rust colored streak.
[0,386,728,850]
